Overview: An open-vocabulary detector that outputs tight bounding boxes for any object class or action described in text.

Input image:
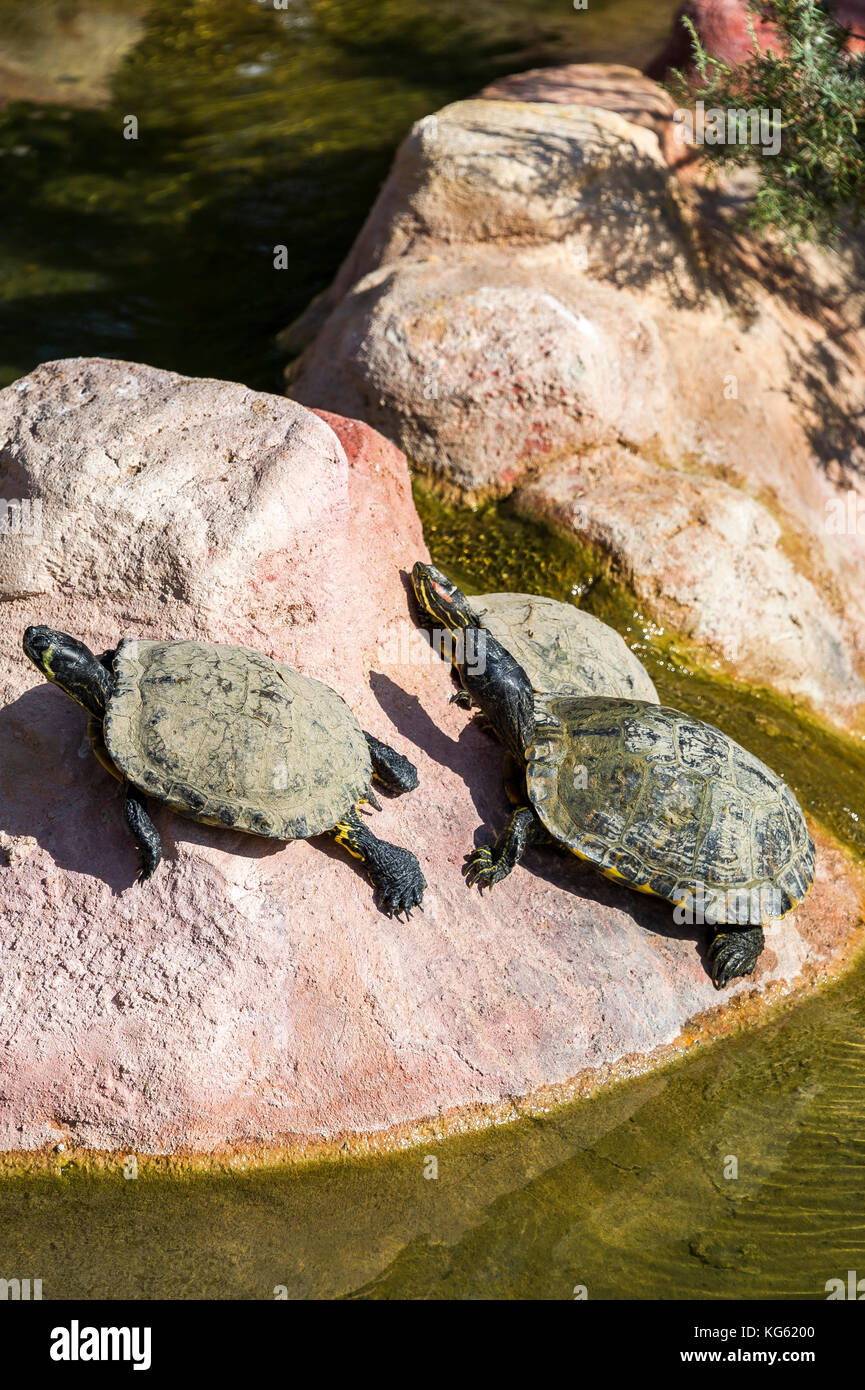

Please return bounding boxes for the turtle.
[23,626,426,917]
[448,590,658,705]
[411,563,815,987]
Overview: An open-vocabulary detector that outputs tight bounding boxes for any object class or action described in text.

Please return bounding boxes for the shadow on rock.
[377,588,708,961]
[368,669,509,829]
[466,815,706,961]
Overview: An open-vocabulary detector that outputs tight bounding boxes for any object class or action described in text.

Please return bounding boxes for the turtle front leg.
[707,926,765,989]
[330,806,426,919]
[464,806,551,892]
[450,688,475,710]
[363,733,418,795]
[123,782,163,881]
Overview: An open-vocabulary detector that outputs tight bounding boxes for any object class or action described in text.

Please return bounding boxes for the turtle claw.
[374,849,426,920]
[377,892,421,921]
[136,851,161,883]
[707,927,765,989]
[463,845,505,892]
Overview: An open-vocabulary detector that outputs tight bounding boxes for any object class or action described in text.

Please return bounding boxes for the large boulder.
[286,88,865,735]
[0,359,861,1156]
[277,97,703,358]
[515,445,864,718]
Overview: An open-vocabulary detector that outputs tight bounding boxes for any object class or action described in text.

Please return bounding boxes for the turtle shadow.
[0,683,286,893]
[483,835,720,982]
[0,683,136,894]
[503,837,710,960]
[444,811,717,979]
[368,667,712,964]
[368,670,510,828]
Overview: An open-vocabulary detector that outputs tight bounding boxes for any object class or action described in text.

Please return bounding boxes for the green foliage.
[667,0,865,243]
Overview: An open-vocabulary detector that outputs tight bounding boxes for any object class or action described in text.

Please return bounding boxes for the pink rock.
[647,0,865,78]
[515,445,864,716]
[294,250,681,493]
[477,63,700,181]
[0,358,861,1156]
[286,89,865,733]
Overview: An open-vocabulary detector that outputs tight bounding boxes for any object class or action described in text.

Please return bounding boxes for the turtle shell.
[471,592,658,703]
[104,639,372,839]
[527,697,815,922]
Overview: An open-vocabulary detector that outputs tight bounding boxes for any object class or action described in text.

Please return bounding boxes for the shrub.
[667,0,865,243]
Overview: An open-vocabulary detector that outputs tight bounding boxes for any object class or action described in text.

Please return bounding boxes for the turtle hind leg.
[364,733,418,795]
[123,782,163,882]
[449,688,498,738]
[330,805,426,918]
[707,926,765,989]
[464,805,551,892]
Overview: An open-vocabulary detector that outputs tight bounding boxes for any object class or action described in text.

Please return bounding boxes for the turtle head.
[411,563,536,760]
[411,562,478,633]
[23,625,113,717]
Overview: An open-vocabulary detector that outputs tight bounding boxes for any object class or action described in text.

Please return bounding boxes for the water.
[1,0,863,1302]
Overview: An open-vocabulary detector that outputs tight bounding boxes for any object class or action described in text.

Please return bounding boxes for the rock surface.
[0,358,862,1155]
[477,63,699,180]
[278,96,702,358]
[515,447,864,721]
[286,87,865,733]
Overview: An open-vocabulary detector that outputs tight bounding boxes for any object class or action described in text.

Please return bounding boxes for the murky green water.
[1,0,863,1302]
[3,968,865,1300]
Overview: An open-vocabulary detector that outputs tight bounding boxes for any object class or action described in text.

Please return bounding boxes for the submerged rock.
[286,83,865,734]
[0,358,861,1155]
